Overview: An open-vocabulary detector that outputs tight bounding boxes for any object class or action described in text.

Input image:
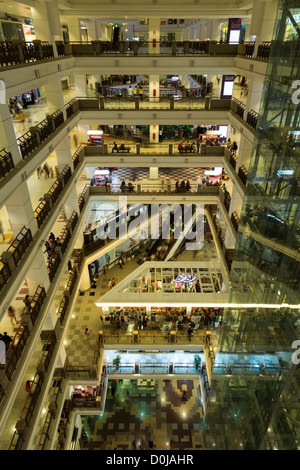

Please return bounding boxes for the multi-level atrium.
[0,0,299,452]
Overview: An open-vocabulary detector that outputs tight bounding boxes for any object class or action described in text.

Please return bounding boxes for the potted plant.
[194,354,201,370]
[113,355,121,370]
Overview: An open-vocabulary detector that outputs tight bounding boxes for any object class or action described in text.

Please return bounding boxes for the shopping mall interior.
[0,0,299,452]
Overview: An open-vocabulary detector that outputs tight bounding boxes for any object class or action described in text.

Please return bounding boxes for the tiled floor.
[81,378,204,450]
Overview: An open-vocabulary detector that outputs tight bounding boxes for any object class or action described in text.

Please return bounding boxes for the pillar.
[99,23,108,41]
[224,228,236,249]
[80,263,92,291]
[149,125,159,144]
[5,181,37,237]
[64,186,79,219]
[67,17,81,42]
[26,248,51,293]
[149,74,160,101]
[123,23,133,41]
[31,0,61,56]
[55,135,73,171]
[0,104,22,166]
[45,76,66,118]
[149,18,160,54]
[207,19,222,41]
[86,20,97,41]
[149,167,159,180]
[73,73,87,97]
[85,166,95,180]
[78,123,90,144]
[250,0,278,54]
[236,135,253,170]
[229,185,243,218]
[245,76,264,115]
[42,300,57,330]
[200,22,207,41]
[56,344,67,367]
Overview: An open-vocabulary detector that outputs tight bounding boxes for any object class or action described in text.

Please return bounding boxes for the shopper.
[84,328,91,340]
[118,258,124,269]
[108,279,112,290]
[23,295,33,313]
[25,380,32,393]
[8,306,20,326]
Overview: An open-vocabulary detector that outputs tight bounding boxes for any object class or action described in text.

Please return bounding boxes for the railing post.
[170,331,176,343]
[57,174,65,189]
[133,330,139,343]
[169,144,173,155]
[46,114,55,134]
[169,362,174,373]
[33,39,43,60]
[134,96,139,110]
[0,253,16,273]
[99,96,104,109]
[44,193,53,209]
[12,39,24,63]
[134,362,139,373]
[170,95,174,110]
[133,42,138,56]
[30,126,41,146]
[136,143,140,155]
[204,97,210,109]
[183,41,189,54]
[172,41,177,56]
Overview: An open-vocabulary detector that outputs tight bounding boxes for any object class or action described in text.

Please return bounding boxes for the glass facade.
[203,0,300,450]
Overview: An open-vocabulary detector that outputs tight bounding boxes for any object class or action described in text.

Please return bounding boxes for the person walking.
[84,328,91,340]
[127,85,133,99]
[108,279,112,290]
[43,162,50,178]
[118,258,124,269]
[8,306,20,326]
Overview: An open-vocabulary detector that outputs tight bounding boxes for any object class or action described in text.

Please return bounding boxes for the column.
[149,125,159,144]
[5,181,37,236]
[149,18,160,55]
[85,167,95,180]
[200,22,207,41]
[224,228,236,249]
[99,23,108,41]
[64,186,79,219]
[42,300,57,330]
[236,135,252,170]
[250,0,278,54]
[149,167,159,180]
[207,19,222,41]
[149,74,160,102]
[86,20,97,41]
[45,77,66,118]
[73,73,87,97]
[66,17,81,42]
[55,135,73,171]
[0,104,22,167]
[229,185,244,218]
[244,76,264,115]
[26,248,51,293]
[31,0,61,56]
[123,23,133,42]
[80,263,91,291]
[78,123,90,144]
[56,344,67,368]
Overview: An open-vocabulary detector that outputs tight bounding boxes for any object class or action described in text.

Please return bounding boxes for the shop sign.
[173,274,196,283]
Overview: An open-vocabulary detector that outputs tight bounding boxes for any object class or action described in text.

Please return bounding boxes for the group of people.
[107,278,117,290]
[127,85,144,99]
[120,181,135,192]
[37,161,52,179]
[44,232,61,270]
[175,180,191,192]
[178,141,197,153]
[112,141,129,152]
[100,307,222,332]
[227,139,238,153]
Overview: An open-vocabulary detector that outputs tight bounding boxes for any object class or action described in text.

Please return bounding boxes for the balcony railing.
[246,110,259,130]
[256,41,271,60]
[34,199,51,229]
[0,148,14,180]
[231,211,240,233]
[0,39,274,68]
[238,165,248,186]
